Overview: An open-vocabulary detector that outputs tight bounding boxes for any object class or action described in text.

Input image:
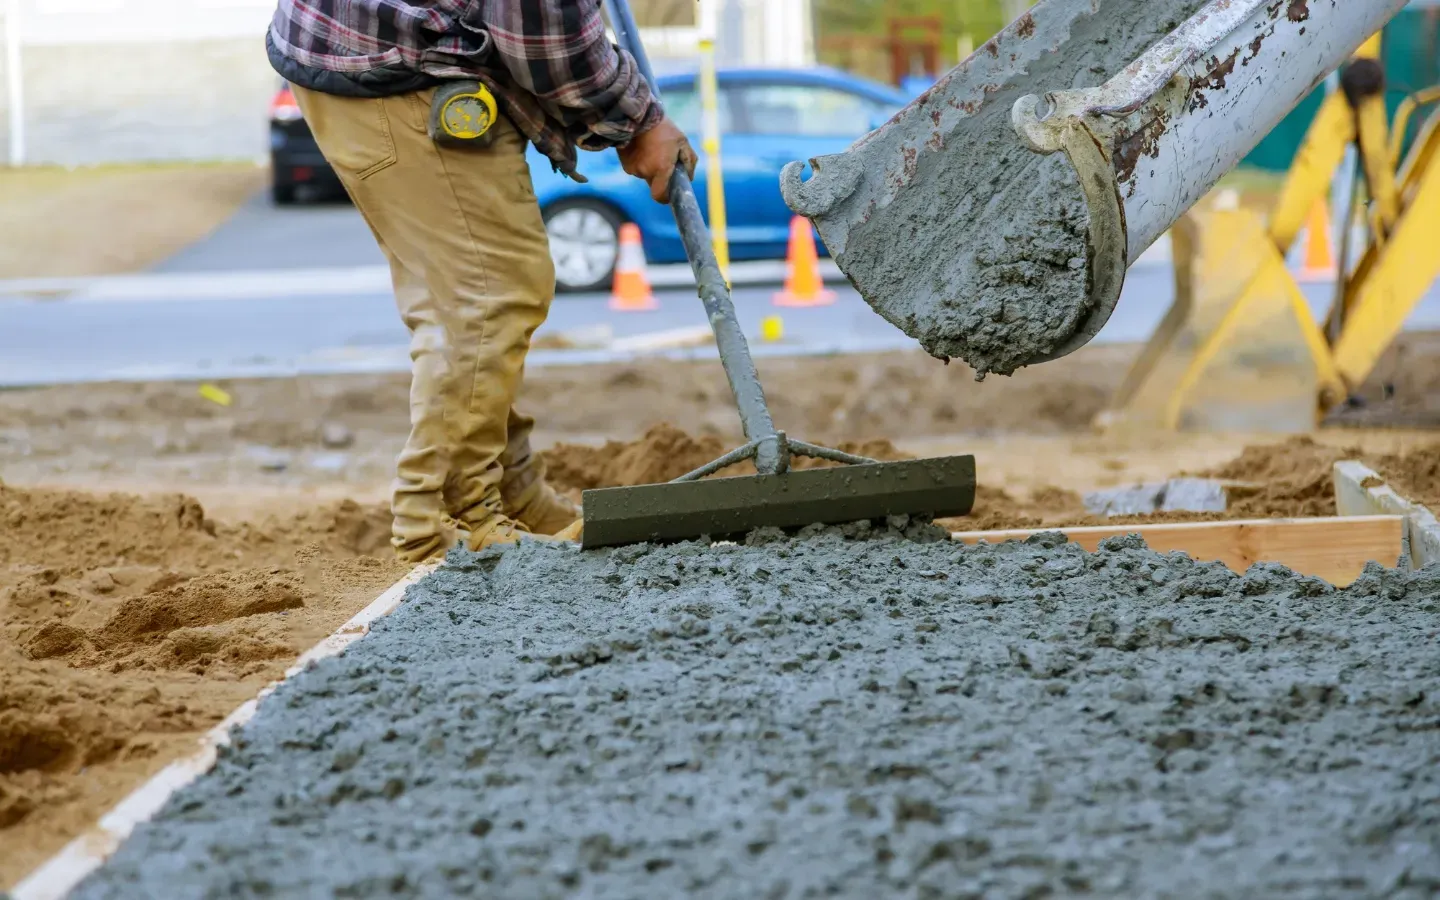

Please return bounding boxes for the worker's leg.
[291,86,550,557]
[418,119,557,537]
[385,258,468,556]
[499,407,581,535]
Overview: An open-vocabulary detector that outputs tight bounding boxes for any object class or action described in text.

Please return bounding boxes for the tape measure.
[428,81,499,146]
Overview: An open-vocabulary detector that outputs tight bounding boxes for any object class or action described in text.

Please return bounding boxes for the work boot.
[505,479,582,536]
[466,513,581,552]
[396,515,470,566]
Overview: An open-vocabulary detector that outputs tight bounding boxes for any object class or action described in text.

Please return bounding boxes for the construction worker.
[266,0,697,563]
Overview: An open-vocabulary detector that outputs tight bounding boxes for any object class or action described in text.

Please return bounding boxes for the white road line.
[0,335,919,389]
[0,260,843,303]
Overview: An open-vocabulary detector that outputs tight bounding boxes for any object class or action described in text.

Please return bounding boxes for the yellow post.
[697,0,730,283]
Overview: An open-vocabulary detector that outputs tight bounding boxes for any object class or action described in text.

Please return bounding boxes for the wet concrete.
[827,0,1209,378]
[75,525,1440,899]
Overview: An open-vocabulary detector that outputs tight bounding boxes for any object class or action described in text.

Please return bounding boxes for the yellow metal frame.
[1137,31,1440,430]
[1389,86,1440,169]
[1331,109,1440,387]
[1162,241,1347,428]
[1267,90,1355,250]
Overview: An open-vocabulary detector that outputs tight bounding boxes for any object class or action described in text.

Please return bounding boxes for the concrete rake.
[581,1,976,549]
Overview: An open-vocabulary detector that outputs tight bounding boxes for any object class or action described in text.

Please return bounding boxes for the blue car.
[535,67,909,292]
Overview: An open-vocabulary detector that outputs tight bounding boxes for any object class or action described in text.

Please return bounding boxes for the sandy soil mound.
[542,424,731,492]
[539,425,1086,531]
[1200,436,1440,517]
[21,568,309,677]
[1200,436,1356,519]
[541,424,915,496]
[1368,445,1440,510]
[0,482,405,889]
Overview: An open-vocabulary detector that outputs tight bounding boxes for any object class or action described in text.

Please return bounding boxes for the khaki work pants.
[292,85,555,562]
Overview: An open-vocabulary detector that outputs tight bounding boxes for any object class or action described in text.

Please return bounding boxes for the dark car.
[268,82,344,204]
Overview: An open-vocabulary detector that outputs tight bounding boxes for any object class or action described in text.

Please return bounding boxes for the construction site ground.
[4,335,1440,889]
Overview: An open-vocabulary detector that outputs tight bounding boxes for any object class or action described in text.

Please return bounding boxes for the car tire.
[543,200,625,294]
[271,182,299,206]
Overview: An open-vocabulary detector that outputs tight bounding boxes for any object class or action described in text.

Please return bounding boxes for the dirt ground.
[5,333,1440,494]
[0,165,264,280]
[0,484,405,886]
[3,337,1440,889]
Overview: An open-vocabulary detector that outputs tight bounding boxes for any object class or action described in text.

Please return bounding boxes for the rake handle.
[602,0,783,475]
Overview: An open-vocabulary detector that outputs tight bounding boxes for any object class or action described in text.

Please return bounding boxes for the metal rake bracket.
[674,432,879,483]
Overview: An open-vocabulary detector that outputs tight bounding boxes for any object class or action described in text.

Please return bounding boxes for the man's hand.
[617,116,698,204]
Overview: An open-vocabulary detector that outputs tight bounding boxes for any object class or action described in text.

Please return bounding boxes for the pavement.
[154,194,387,273]
[2,195,1438,388]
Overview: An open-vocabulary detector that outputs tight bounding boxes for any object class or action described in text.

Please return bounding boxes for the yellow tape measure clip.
[429,81,499,146]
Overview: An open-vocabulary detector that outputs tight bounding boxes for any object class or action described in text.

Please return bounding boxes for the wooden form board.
[1333,461,1440,570]
[951,515,1404,587]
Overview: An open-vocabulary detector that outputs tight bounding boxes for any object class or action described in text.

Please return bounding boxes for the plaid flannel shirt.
[269,0,663,177]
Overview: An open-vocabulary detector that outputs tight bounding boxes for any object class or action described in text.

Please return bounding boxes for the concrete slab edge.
[9,561,442,900]
[1332,460,1440,570]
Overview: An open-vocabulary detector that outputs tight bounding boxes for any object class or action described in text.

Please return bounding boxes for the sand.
[0,483,405,888]
[72,527,1440,899]
[0,347,1130,496]
[7,335,1440,498]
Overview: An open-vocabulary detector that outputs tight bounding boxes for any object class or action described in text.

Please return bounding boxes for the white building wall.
[0,0,816,166]
[2,0,277,166]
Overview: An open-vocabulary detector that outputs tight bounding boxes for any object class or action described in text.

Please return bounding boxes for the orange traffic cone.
[610,223,658,311]
[1297,197,1337,283]
[773,217,836,307]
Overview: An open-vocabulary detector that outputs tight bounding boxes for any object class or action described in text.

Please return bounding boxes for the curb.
[1332,460,1440,570]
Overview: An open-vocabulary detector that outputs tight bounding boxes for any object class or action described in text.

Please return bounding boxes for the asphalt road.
[156,194,386,273]
[3,193,1439,388]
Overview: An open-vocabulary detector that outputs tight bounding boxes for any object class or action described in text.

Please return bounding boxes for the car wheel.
[271,182,298,206]
[543,200,624,293]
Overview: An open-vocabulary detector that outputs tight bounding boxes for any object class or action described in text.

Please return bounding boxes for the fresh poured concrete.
[73,524,1440,899]
[825,0,1211,378]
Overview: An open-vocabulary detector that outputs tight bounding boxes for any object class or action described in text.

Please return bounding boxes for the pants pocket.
[294,90,398,180]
